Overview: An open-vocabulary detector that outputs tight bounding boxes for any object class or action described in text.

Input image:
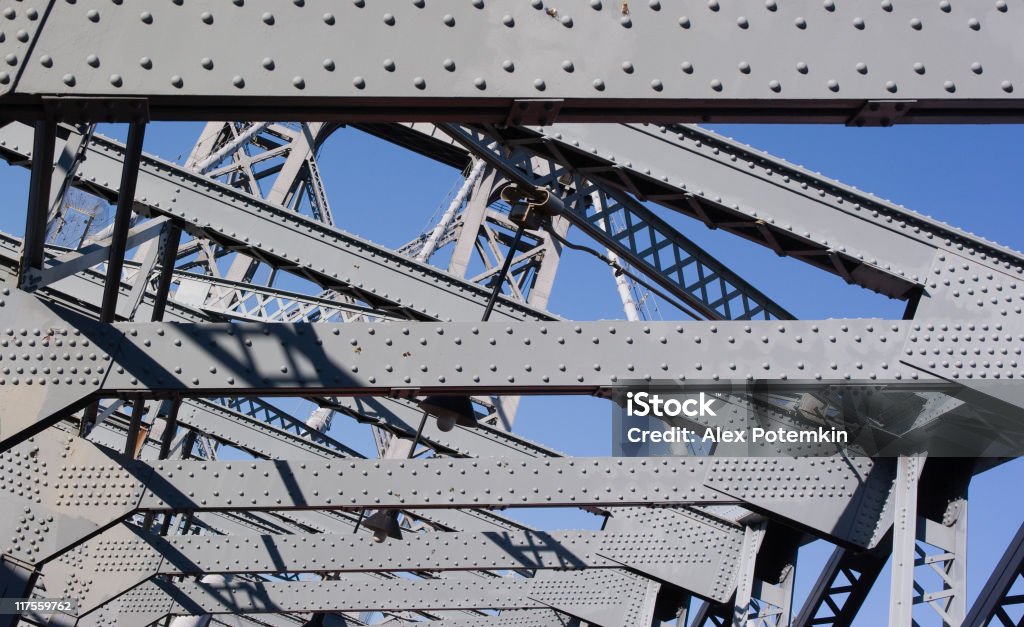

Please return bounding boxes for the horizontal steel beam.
[76,570,659,627]
[0,428,895,570]
[3,2,1024,123]
[49,516,743,615]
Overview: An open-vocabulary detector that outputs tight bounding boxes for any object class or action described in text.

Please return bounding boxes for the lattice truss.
[0,2,1024,627]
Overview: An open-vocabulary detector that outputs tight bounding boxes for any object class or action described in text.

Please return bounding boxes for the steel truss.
[1,10,1023,627]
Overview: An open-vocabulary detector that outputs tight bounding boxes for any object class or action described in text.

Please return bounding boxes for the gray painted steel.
[3,2,1024,123]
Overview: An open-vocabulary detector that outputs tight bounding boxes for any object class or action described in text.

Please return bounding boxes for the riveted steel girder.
[3,282,1023,455]
[76,570,658,627]
[47,514,743,616]
[2,1,1024,123]
[451,123,1024,302]
[0,121,554,323]
[0,427,895,571]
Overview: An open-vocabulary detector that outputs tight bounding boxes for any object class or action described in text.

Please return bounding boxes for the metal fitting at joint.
[500,183,565,228]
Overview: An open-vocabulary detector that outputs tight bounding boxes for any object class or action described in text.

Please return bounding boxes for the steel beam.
[73,570,657,627]
[0,428,896,571]
[440,123,794,320]
[47,519,742,616]
[3,2,1024,123]
[0,122,555,323]
[99,120,146,323]
[454,122,1024,301]
[18,119,56,290]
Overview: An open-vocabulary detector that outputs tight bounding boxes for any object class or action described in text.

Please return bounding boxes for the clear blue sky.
[1,121,1022,625]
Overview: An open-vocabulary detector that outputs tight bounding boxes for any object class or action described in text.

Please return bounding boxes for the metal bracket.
[504,100,564,127]
[847,100,916,127]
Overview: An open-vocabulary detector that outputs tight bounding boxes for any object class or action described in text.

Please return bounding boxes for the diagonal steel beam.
[0,122,555,323]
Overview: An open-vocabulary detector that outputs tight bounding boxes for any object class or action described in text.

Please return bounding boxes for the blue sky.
[1,121,1022,624]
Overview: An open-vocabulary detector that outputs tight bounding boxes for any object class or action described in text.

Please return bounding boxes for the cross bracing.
[0,5,1023,627]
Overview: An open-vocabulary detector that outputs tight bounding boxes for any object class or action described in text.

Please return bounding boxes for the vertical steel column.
[889,455,923,627]
[99,120,147,323]
[158,400,183,460]
[123,399,147,458]
[150,223,183,322]
[19,119,57,290]
[734,521,767,627]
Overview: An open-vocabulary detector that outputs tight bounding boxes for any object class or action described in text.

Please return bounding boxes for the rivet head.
[413,76,426,89]
[201,11,213,24]
[86,9,100,22]
[323,12,335,24]
[140,57,153,69]
[293,76,305,89]
[352,76,365,88]
[170,75,183,88]
[62,74,75,86]
[322,58,335,71]
[443,58,456,71]
[201,57,213,70]
[232,75,245,87]
[262,57,275,70]
[534,78,546,90]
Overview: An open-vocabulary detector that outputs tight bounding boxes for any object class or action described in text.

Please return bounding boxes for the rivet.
[262,12,275,24]
[323,12,335,24]
[201,11,213,24]
[232,75,245,88]
[383,13,395,25]
[413,76,426,89]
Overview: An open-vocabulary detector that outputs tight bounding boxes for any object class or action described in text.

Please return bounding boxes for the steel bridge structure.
[1,1,1024,626]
